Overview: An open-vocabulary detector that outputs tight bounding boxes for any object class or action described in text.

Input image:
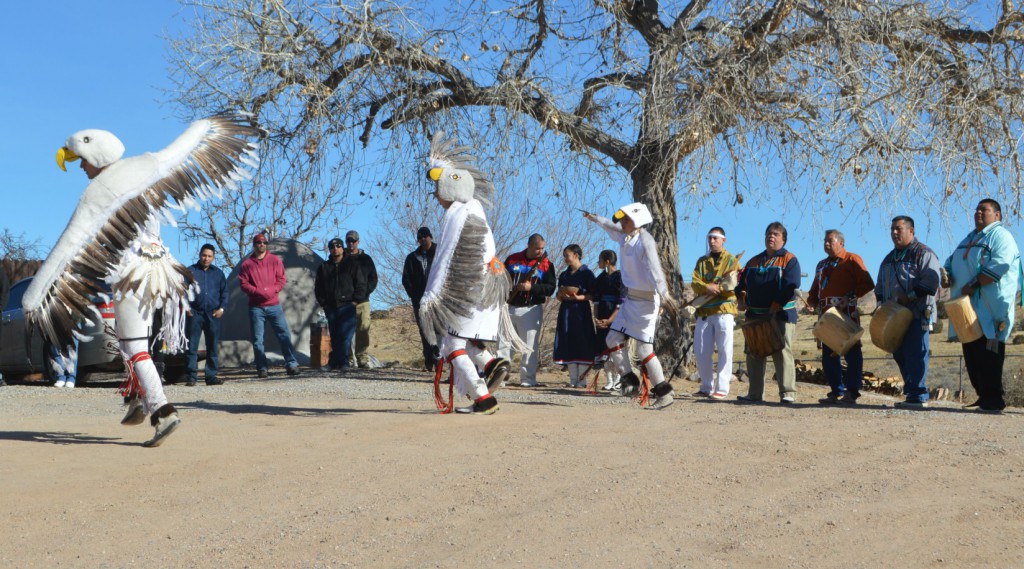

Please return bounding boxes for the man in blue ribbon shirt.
[875,216,941,409]
[943,199,1021,413]
[736,222,801,404]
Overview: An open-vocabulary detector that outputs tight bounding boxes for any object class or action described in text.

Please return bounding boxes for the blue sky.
[3,1,1021,295]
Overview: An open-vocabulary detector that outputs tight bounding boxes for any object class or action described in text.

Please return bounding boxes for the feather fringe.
[159,296,190,355]
[499,302,529,353]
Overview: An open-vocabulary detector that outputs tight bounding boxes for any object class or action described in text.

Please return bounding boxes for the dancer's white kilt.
[446,305,499,343]
[609,290,660,344]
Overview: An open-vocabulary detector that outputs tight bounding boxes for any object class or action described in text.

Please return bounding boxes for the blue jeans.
[248,304,298,371]
[48,338,79,382]
[893,317,930,403]
[187,311,222,380]
[821,343,863,399]
[325,304,358,369]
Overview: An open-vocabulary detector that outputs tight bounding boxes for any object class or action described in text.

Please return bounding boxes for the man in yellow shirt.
[690,227,742,399]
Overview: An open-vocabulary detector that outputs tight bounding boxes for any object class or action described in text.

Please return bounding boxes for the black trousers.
[962,337,1006,409]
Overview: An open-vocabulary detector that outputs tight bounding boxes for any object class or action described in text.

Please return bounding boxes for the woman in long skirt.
[552,244,598,387]
[592,249,624,391]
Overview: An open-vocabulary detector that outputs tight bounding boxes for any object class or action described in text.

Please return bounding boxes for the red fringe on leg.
[119,352,151,399]
[636,352,656,407]
[584,363,602,395]
[433,349,466,414]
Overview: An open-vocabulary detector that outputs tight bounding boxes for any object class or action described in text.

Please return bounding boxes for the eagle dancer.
[420,132,523,414]
[25,113,259,446]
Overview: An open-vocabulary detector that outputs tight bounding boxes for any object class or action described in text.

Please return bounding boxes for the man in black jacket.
[402,227,441,371]
[345,230,378,368]
[315,238,367,372]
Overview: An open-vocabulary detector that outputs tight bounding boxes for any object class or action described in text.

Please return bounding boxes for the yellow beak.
[613,209,625,221]
[428,168,442,181]
[56,147,80,172]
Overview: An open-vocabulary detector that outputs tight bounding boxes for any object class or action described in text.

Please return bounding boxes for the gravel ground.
[2,367,1023,568]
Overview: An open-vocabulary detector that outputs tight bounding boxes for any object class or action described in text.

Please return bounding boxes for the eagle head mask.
[428,166,475,203]
[613,202,653,228]
[57,129,125,172]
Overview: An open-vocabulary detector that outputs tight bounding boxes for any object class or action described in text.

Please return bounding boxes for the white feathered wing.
[24,113,259,350]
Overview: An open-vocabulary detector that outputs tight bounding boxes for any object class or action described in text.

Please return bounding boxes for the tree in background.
[0,229,42,263]
[168,0,1024,372]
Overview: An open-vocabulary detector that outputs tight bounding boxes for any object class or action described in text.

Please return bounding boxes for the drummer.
[807,230,875,405]
[736,222,801,404]
[942,199,1021,413]
[875,216,941,409]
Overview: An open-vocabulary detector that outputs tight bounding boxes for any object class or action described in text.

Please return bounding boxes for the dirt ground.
[2,364,1023,569]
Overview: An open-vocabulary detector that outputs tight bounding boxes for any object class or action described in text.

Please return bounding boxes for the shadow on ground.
[0,431,136,446]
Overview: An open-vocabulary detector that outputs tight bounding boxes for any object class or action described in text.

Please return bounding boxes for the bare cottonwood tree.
[168,0,1024,371]
[0,229,43,262]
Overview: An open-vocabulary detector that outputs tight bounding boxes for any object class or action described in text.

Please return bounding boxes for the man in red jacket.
[806,229,875,405]
[238,233,301,378]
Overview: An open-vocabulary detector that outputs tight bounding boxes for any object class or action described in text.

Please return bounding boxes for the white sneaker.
[65,380,75,389]
[54,380,66,388]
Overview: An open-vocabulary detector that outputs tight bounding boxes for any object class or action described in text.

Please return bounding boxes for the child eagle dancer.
[419,131,519,414]
[584,203,678,410]
[24,113,259,446]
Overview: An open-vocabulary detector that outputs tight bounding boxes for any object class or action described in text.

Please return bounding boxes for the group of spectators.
[401,199,1019,414]
[183,229,380,383]
[20,226,380,387]
[15,198,1019,414]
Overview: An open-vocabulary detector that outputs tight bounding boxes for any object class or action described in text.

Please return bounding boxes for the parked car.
[0,277,122,381]
[2,277,209,384]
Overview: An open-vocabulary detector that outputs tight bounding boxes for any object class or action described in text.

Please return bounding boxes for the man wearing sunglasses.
[315,238,368,372]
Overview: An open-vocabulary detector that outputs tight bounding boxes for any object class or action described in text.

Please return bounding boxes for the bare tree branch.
[168,0,1024,369]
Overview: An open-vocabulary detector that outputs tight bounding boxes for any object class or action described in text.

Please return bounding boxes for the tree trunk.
[631,154,693,380]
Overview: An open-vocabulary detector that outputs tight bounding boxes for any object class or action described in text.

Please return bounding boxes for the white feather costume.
[419,132,523,350]
[420,132,524,411]
[25,113,259,352]
[25,113,258,434]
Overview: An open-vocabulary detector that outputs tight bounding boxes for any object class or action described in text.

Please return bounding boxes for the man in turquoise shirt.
[943,199,1021,413]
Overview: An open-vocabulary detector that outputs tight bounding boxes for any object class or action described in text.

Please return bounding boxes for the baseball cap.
[252,233,268,244]
[345,230,359,242]
[328,238,344,248]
